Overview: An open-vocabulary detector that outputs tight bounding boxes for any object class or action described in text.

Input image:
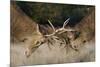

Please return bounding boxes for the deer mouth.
[25,46,39,58]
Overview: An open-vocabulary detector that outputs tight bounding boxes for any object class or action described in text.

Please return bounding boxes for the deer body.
[11,3,37,43]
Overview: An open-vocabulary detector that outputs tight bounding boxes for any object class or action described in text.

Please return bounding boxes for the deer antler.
[48,20,56,32]
[55,18,75,34]
[63,18,70,28]
[45,18,75,37]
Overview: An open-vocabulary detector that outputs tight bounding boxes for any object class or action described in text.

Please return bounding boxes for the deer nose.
[24,48,31,58]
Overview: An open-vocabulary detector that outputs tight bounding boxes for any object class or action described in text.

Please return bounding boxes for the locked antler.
[25,18,75,57]
[45,18,75,37]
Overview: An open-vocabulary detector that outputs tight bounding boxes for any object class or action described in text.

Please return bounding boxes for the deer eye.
[41,41,44,44]
[83,40,86,43]
[36,41,40,44]
[21,38,28,42]
[75,32,81,38]
[40,39,45,44]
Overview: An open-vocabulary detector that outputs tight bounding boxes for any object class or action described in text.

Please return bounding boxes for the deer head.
[25,18,76,57]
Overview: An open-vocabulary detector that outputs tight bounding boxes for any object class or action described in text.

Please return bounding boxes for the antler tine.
[63,18,70,28]
[44,20,56,37]
[57,28,75,34]
[48,20,56,32]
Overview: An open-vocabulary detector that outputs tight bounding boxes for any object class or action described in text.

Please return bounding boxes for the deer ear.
[36,24,42,35]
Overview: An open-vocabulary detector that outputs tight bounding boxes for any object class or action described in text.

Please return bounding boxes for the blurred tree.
[16,1,94,27]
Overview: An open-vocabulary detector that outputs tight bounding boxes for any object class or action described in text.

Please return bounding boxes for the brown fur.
[11,2,37,43]
[70,8,95,50]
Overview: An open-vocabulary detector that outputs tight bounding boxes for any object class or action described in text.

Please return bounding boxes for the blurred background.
[16,1,94,27]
